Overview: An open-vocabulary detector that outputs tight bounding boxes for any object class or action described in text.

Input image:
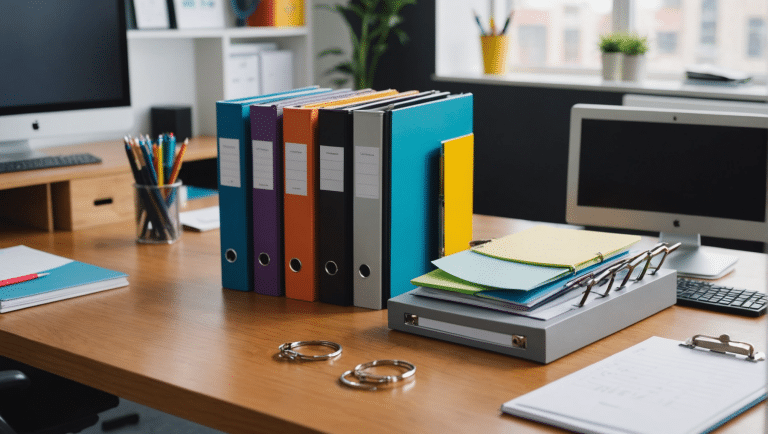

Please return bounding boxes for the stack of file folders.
[409,226,643,318]
[216,86,474,310]
[389,226,680,363]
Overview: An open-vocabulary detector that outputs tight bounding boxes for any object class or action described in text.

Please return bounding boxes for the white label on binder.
[252,140,274,190]
[320,146,344,192]
[285,142,307,196]
[355,146,379,199]
[219,138,241,188]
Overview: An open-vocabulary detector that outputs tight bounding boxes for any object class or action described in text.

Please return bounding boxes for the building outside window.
[657,31,679,54]
[747,17,765,58]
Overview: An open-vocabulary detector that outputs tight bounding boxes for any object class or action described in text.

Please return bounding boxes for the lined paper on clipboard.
[502,336,766,434]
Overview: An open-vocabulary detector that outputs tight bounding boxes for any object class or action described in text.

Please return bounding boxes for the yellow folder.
[472,225,641,271]
[442,133,474,256]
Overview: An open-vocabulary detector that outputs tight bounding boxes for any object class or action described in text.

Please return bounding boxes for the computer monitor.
[566,104,768,279]
[0,0,132,162]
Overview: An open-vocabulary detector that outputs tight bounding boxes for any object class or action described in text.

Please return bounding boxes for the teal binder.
[387,94,474,300]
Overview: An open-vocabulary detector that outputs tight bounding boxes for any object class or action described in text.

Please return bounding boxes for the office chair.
[0,357,118,434]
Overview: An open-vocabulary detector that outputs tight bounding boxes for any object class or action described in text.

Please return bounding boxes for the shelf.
[127,26,309,40]
[434,72,768,102]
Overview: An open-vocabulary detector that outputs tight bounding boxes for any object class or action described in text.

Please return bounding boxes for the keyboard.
[0,153,102,174]
[677,277,766,317]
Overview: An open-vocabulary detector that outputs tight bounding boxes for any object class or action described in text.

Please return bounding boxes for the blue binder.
[216,87,325,292]
[387,94,474,300]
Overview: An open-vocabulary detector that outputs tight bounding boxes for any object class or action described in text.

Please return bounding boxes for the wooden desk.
[0,137,217,232]
[0,213,764,433]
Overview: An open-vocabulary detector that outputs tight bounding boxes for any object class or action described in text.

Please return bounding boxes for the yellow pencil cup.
[480,35,509,75]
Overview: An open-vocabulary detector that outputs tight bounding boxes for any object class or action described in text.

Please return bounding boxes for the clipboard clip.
[680,334,765,362]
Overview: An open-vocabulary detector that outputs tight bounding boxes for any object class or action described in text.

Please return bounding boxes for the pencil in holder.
[480,35,509,75]
[134,181,182,244]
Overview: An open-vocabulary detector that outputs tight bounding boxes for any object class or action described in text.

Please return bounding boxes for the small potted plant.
[598,33,622,81]
[620,34,649,82]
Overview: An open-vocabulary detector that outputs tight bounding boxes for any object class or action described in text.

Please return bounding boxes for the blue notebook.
[0,246,128,313]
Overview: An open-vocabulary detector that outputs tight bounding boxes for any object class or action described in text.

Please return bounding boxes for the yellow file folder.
[473,225,640,271]
[441,133,474,256]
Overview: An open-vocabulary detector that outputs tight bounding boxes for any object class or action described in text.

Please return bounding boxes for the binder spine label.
[219,138,241,188]
[285,142,308,196]
[252,140,274,190]
[320,146,344,192]
[354,146,379,199]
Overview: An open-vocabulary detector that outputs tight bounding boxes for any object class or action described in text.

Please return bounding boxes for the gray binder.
[352,110,386,309]
[387,268,677,364]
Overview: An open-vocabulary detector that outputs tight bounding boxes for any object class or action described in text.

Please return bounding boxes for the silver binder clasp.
[680,334,765,362]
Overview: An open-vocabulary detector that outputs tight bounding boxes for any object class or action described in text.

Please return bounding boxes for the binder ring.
[353,359,416,384]
[339,370,378,391]
[278,340,342,361]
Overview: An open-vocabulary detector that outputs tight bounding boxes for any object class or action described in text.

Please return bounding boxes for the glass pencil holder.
[133,181,182,244]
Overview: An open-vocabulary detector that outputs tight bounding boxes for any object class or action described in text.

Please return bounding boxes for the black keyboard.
[0,153,102,174]
[677,277,766,317]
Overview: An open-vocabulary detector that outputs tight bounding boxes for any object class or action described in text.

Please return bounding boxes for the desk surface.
[0,208,764,434]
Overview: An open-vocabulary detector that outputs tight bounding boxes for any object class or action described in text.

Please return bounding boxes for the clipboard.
[387,268,677,364]
[501,335,767,434]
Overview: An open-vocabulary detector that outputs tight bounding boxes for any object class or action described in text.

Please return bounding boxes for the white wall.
[312,0,353,89]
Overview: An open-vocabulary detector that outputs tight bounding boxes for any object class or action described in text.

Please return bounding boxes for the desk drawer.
[52,173,135,231]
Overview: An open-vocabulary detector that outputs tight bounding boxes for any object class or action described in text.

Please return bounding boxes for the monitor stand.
[658,233,738,279]
[0,140,46,163]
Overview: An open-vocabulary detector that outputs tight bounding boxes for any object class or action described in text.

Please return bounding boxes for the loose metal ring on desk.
[353,359,416,384]
[339,360,416,391]
[278,340,342,361]
[339,370,379,391]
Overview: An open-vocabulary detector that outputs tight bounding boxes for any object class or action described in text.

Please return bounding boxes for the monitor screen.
[566,104,768,246]
[0,0,130,116]
[577,119,768,223]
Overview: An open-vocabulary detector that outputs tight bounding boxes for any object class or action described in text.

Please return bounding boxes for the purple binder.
[251,104,284,296]
[249,89,354,296]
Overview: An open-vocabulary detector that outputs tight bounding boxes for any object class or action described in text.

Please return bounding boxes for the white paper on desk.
[180,206,220,232]
[502,336,767,434]
[0,246,72,281]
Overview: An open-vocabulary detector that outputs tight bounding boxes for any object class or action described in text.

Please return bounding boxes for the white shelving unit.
[126,10,313,138]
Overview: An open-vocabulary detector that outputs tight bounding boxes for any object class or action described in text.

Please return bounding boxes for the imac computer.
[0,0,132,163]
[566,104,768,279]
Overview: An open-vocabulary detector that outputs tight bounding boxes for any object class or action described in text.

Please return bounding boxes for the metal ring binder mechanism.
[680,334,765,362]
[570,242,681,307]
[278,341,342,361]
[388,242,682,364]
[339,360,416,391]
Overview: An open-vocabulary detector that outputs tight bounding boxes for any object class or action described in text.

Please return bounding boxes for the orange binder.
[283,90,400,301]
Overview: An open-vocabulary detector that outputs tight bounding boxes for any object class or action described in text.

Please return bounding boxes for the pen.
[500,10,514,35]
[0,272,50,288]
[168,138,188,185]
[489,0,496,35]
[164,133,175,184]
[154,143,164,187]
[473,10,486,36]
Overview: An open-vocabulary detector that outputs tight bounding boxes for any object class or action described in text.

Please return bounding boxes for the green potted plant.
[318,0,416,89]
[598,33,623,81]
[619,34,649,82]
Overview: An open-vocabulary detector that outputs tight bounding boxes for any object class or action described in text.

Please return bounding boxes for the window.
[657,32,678,54]
[564,29,581,62]
[436,0,768,79]
[519,25,547,66]
[748,18,765,58]
[635,0,767,77]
